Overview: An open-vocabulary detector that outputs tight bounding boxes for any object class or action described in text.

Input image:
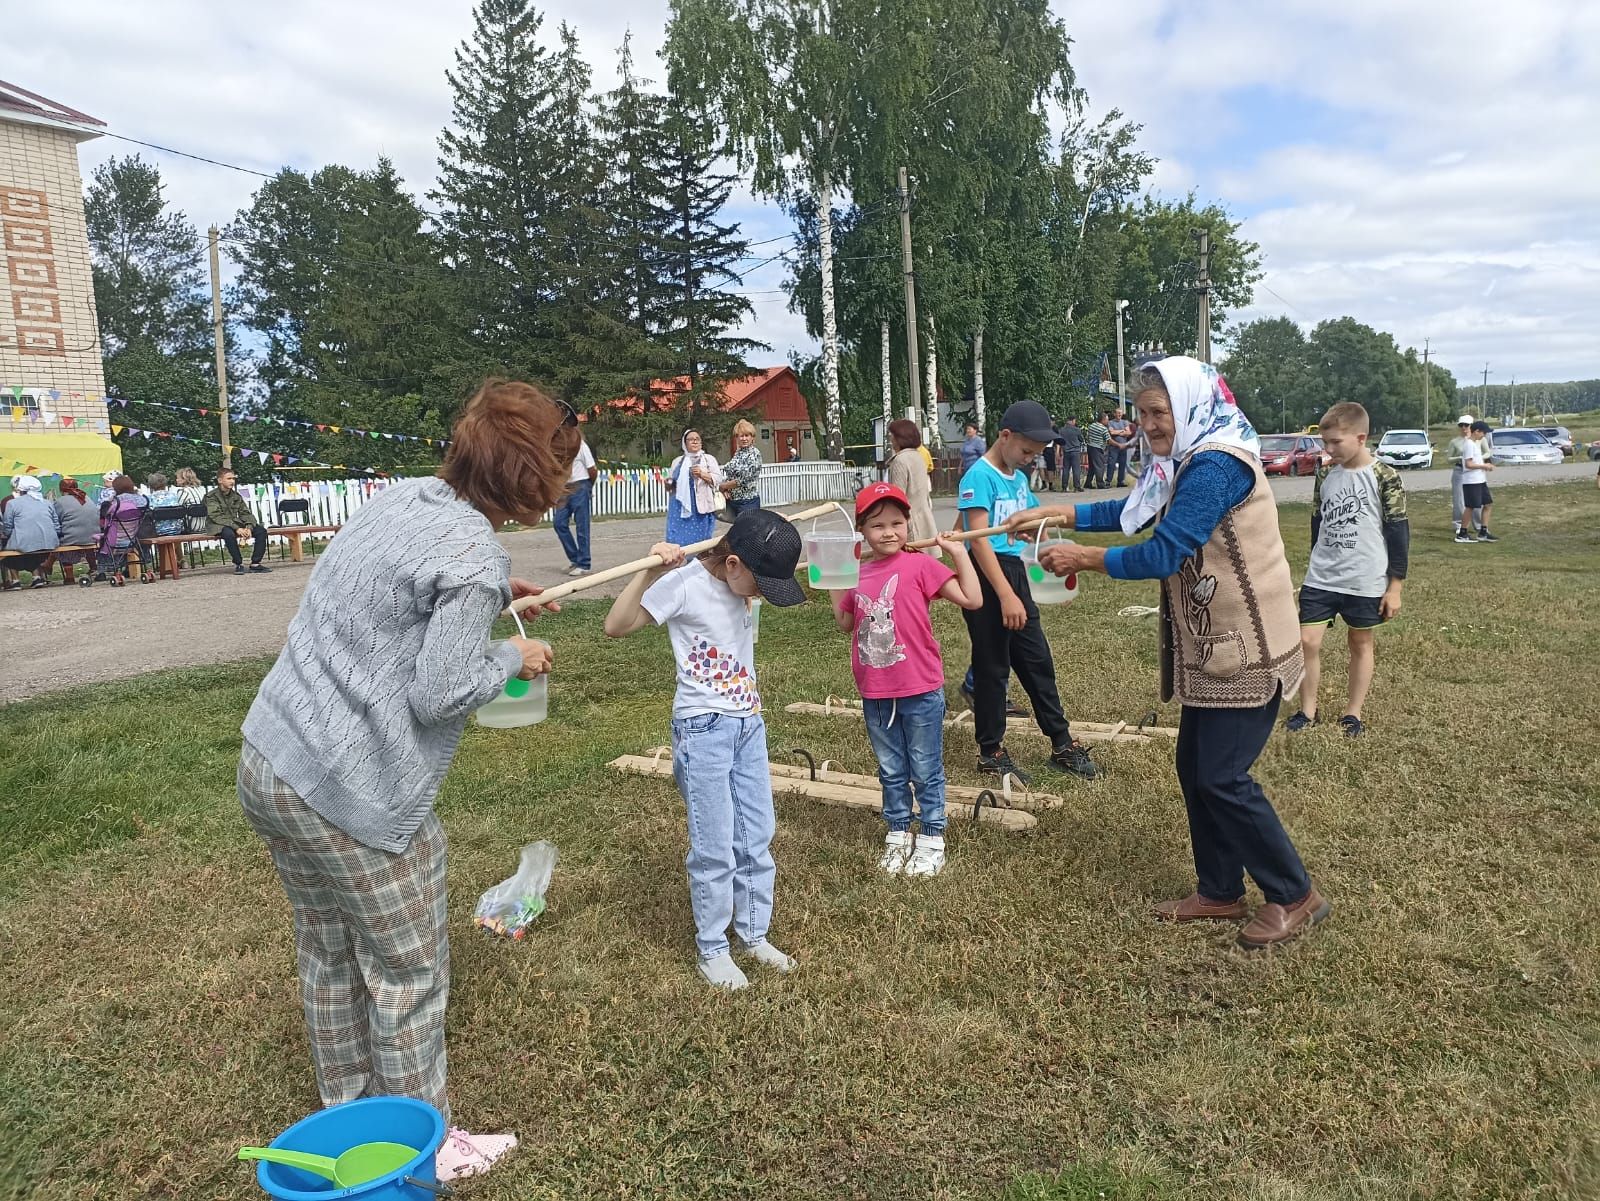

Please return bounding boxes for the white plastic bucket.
[476,610,549,727]
[1025,523,1080,606]
[803,503,862,590]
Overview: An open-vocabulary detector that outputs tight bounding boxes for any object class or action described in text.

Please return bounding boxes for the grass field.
[2,483,1597,1200]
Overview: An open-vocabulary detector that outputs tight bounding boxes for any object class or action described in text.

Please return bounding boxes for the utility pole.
[1115,300,1129,419]
[897,166,923,439]
[1509,375,1516,424]
[1481,363,1491,424]
[1194,229,1212,364]
[208,225,231,466]
[1421,338,1430,433]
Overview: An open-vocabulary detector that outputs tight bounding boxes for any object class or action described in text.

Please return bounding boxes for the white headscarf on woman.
[673,431,702,517]
[1119,356,1259,536]
[13,475,42,497]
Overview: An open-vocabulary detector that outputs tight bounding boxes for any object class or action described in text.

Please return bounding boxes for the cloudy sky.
[9,0,1598,386]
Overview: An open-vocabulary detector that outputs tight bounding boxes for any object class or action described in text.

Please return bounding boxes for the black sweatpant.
[1175,689,1312,906]
[961,553,1073,755]
[219,524,268,566]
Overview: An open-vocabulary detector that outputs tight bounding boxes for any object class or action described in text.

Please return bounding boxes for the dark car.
[1259,434,1323,476]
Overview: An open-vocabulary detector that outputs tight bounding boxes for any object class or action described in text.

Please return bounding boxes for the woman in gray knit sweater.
[238,380,578,1183]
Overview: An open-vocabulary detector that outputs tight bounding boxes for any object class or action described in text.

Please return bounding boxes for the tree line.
[93,0,1550,484]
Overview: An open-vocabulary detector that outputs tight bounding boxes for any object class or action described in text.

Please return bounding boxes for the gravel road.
[4,460,1591,704]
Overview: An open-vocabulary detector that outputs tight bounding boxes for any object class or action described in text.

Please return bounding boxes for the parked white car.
[1375,429,1433,469]
[1486,428,1563,466]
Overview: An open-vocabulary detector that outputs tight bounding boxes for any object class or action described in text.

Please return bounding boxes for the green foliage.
[1222,314,1461,434]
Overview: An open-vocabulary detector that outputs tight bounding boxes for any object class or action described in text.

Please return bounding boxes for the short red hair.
[440,379,580,522]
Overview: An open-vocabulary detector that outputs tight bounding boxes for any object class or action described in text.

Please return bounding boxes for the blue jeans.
[552,479,592,569]
[670,712,777,959]
[862,690,948,835]
[728,496,761,516]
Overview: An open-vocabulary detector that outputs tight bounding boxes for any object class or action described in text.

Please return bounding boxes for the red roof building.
[599,366,817,462]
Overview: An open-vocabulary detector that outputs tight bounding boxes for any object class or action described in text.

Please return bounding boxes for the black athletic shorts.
[1298,584,1384,629]
[1462,481,1493,508]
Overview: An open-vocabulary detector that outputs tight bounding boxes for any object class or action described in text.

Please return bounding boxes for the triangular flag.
[9,407,21,421]
[8,386,19,398]
[330,425,341,433]
[60,414,75,428]
[112,424,123,435]
[141,430,152,439]
[199,408,208,417]
[258,451,269,465]
[273,454,283,465]
[287,456,300,465]
[224,444,233,454]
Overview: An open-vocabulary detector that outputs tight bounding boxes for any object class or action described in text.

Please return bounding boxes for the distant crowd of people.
[0,466,272,590]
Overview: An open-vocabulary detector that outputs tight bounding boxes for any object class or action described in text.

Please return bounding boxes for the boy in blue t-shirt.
[957,400,1095,784]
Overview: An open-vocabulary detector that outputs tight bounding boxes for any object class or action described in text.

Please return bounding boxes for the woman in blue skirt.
[666,429,723,544]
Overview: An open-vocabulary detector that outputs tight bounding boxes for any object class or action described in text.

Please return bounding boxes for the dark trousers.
[552,479,593,569]
[1175,691,1311,906]
[219,524,268,566]
[1086,445,1107,488]
[1108,446,1130,486]
[1060,449,1082,490]
[961,554,1073,754]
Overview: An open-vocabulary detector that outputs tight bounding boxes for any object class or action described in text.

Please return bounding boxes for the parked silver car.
[1486,428,1563,466]
[1375,429,1433,469]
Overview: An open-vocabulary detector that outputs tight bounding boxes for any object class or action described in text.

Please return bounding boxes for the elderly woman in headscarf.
[2,475,61,588]
[1009,357,1328,952]
[666,429,723,544]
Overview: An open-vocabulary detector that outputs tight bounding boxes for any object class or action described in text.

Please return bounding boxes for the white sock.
[696,952,749,990]
[742,940,797,973]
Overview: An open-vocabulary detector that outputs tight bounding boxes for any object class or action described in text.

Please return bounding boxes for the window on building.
[759,428,772,441]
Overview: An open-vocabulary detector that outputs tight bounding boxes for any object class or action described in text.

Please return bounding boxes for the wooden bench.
[148,525,340,580]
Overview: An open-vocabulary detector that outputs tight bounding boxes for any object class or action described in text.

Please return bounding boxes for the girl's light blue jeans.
[670,711,777,959]
[862,689,948,835]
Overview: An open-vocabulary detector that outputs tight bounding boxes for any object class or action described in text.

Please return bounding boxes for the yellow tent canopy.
[0,432,123,479]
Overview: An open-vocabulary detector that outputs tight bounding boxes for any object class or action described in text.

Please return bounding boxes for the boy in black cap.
[955,399,1095,784]
[604,507,805,990]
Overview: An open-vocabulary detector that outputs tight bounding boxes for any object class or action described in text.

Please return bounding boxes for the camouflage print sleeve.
[1375,462,1408,523]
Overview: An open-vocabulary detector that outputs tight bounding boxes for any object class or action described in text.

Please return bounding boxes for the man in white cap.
[1447,415,1474,536]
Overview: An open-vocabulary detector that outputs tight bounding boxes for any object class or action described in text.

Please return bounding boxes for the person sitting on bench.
[205,469,271,574]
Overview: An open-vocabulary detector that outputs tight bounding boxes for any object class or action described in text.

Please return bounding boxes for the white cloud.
[1062,0,1600,381]
[6,0,1597,381]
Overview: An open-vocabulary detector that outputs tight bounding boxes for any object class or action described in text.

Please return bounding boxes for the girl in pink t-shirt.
[831,483,983,876]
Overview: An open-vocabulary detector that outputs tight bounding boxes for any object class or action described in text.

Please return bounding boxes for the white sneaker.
[567,565,587,577]
[436,1127,518,1183]
[878,830,913,874]
[904,834,946,877]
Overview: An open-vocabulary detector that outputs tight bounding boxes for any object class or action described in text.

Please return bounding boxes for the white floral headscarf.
[13,474,42,496]
[1120,356,1259,535]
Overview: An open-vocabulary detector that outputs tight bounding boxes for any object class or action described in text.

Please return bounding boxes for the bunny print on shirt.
[855,575,907,669]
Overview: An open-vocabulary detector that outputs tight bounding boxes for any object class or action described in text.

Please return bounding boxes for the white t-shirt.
[641,559,761,718]
[1460,437,1488,485]
[568,439,596,484]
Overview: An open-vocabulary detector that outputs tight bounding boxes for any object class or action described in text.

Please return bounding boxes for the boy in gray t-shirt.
[1285,402,1409,738]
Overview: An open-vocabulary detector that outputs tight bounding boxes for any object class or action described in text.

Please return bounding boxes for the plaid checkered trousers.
[238,741,451,1120]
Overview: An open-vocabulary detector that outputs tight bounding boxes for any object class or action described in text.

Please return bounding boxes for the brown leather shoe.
[1236,886,1331,950]
[1153,892,1249,922]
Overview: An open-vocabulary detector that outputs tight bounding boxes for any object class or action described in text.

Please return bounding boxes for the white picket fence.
[234,461,858,528]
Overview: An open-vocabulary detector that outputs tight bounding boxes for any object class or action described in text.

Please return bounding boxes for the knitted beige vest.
[1158,444,1304,708]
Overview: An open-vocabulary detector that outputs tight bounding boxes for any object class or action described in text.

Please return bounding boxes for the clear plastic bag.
[473,841,558,939]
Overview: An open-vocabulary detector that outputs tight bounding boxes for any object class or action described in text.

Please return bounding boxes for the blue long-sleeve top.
[1075,451,1257,581]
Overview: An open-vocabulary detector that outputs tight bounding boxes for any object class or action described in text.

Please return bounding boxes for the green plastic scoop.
[237,1141,419,1186]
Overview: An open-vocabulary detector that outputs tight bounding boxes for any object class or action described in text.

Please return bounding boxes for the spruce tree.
[655,97,764,390]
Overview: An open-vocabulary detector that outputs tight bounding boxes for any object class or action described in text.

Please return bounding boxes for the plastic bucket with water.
[252,1096,446,1200]
[1025,526,1080,606]
[803,503,863,590]
[476,609,548,728]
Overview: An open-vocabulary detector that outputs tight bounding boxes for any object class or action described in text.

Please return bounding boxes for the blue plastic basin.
[254,1097,445,1200]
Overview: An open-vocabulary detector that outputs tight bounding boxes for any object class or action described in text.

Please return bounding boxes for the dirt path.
[4,462,1590,703]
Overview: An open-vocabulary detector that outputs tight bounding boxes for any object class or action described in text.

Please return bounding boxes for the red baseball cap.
[854,481,911,523]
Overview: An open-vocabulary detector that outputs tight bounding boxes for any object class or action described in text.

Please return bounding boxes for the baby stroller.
[98,493,155,586]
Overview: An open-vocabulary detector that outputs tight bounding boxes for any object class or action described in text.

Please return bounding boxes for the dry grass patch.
[1,483,1597,1200]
